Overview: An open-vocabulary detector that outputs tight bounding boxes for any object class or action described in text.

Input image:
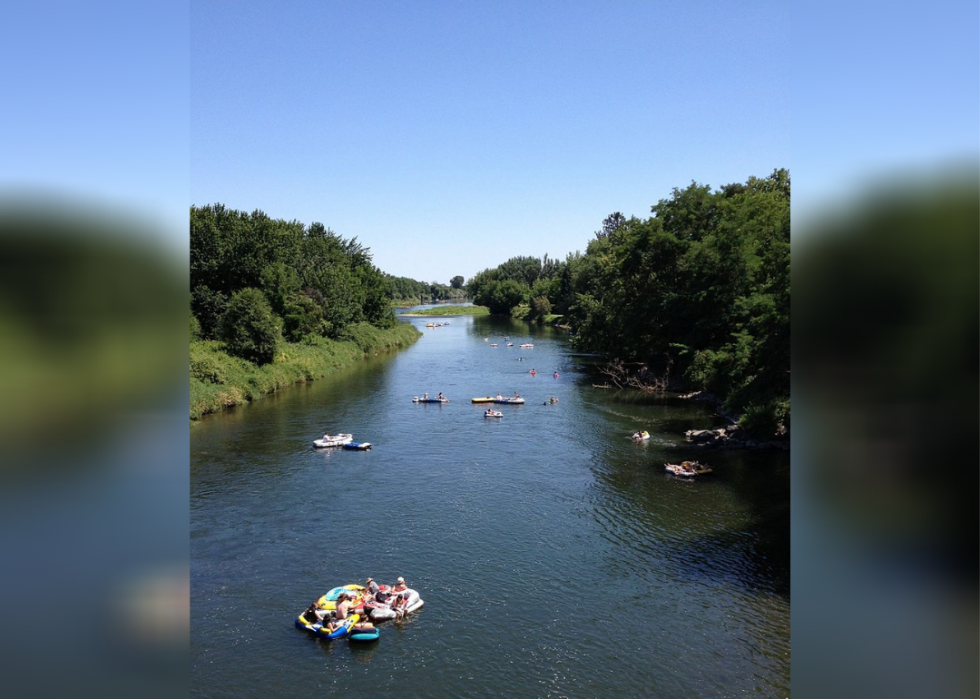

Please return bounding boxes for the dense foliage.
[386,274,467,304]
[466,170,790,432]
[191,205,397,364]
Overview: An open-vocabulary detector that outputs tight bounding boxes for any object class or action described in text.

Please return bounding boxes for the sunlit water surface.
[191,315,789,697]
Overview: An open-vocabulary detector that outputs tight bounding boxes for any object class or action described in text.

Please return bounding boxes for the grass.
[190,322,421,420]
[401,305,489,316]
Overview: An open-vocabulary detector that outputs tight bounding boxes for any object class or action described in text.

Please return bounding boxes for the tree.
[191,285,228,340]
[485,279,527,314]
[218,288,281,365]
[282,292,325,341]
[450,275,464,289]
[594,212,626,239]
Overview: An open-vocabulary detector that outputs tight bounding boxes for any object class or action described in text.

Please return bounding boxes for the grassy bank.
[401,305,489,316]
[190,322,421,420]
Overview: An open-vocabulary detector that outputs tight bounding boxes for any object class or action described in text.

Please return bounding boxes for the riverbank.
[401,305,489,316]
[190,322,421,420]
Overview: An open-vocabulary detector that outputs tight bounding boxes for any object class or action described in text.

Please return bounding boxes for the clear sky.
[190,1,790,284]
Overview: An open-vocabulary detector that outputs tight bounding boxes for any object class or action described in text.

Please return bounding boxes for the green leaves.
[218,288,281,365]
[191,204,397,345]
[564,172,790,425]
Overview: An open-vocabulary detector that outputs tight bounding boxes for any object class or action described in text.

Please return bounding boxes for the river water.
[191,313,790,697]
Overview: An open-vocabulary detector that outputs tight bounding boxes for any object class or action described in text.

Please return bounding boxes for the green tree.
[191,286,228,340]
[282,292,325,341]
[218,288,281,365]
[450,275,464,289]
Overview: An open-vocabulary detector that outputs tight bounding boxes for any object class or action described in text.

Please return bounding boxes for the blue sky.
[191,1,790,283]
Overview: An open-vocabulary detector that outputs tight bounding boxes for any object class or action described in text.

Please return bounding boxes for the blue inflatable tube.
[349,627,380,643]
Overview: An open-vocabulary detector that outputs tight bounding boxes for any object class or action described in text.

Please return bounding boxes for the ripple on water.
[192,318,790,697]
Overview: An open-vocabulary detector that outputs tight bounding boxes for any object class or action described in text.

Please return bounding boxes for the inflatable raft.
[343,441,372,450]
[349,626,380,642]
[317,584,365,611]
[313,433,353,448]
[295,610,360,640]
[664,461,713,477]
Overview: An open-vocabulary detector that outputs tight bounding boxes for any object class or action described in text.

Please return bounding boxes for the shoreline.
[400,305,489,317]
[190,322,421,421]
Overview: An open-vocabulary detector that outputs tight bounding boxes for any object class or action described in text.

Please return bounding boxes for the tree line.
[191,204,402,364]
[466,169,790,433]
[387,274,467,304]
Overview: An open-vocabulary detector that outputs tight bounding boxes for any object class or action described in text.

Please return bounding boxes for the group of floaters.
[296,576,424,643]
[413,392,449,403]
[484,337,534,349]
[664,460,713,477]
[472,392,525,405]
[313,432,371,450]
[630,431,713,477]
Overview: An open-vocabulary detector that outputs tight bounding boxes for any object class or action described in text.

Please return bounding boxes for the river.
[191,313,790,697]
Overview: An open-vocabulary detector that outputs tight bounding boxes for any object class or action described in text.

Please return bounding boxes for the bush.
[739,400,790,438]
[218,288,281,365]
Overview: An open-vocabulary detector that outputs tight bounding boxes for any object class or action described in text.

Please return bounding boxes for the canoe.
[313,433,353,448]
[471,396,495,403]
[344,441,372,450]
